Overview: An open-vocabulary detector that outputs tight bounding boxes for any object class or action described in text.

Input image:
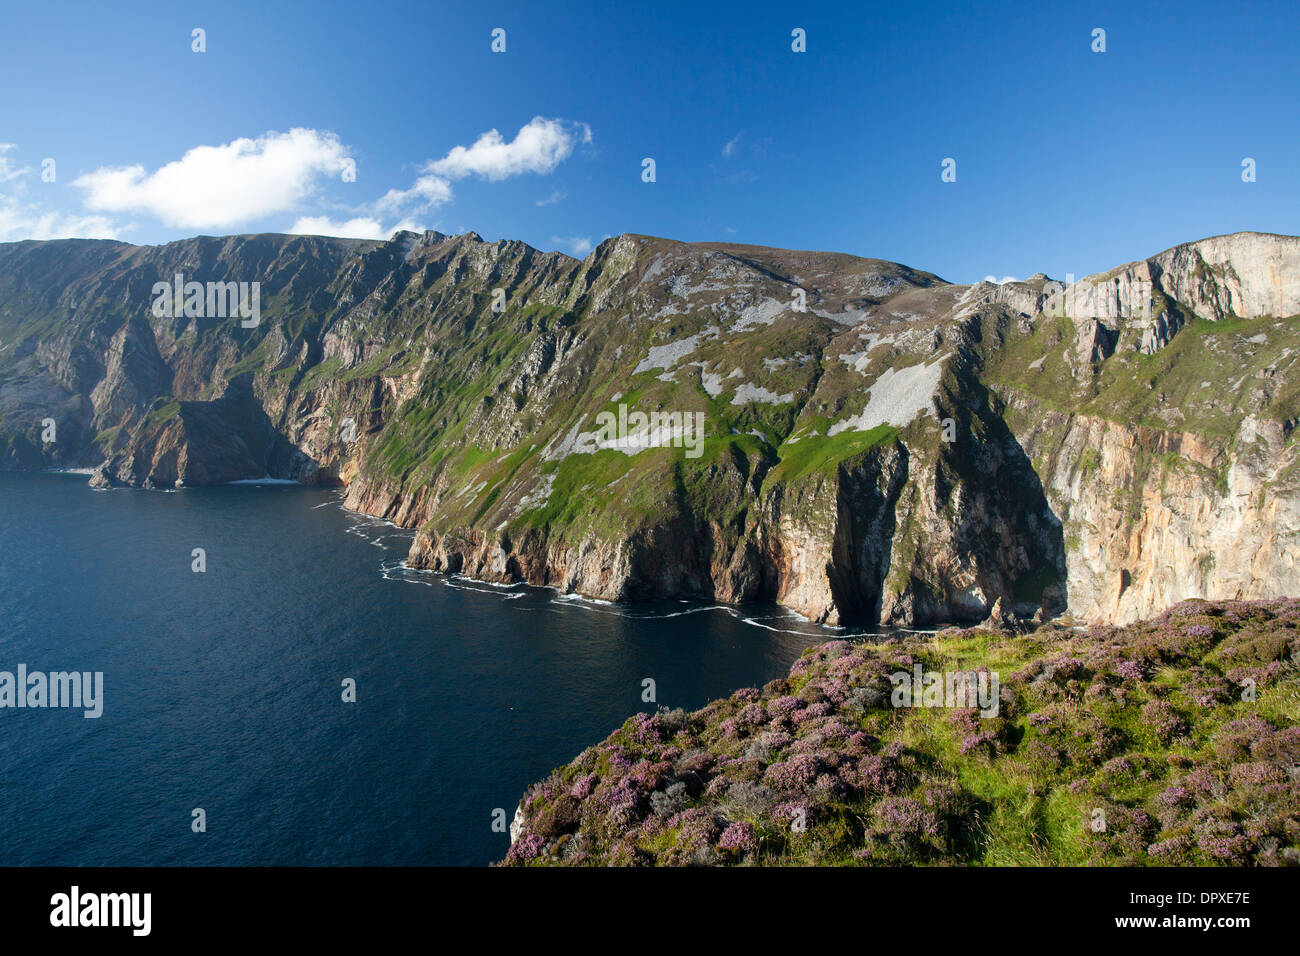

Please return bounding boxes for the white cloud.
[0,143,120,240]
[0,193,121,241]
[374,171,454,214]
[536,188,566,207]
[73,128,354,229]
[552,235,593,257]
[376,117,590,222]
[722,133,742,158]
[431,117,588,182]
[0,144,30,184]
[12,119,590,242]
[288,215,425,240]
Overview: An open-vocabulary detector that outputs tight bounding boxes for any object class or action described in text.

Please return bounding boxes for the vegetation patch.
[504,599,1300,866]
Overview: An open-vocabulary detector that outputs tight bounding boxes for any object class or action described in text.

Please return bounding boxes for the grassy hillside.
[504,599,1300,866]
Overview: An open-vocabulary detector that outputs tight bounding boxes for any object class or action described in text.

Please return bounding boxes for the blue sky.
[0,0,1296,282]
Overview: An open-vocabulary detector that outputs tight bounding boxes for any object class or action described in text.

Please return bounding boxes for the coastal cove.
[0,472,824,865]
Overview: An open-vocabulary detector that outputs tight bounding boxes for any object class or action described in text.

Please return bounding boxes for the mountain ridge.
[2,228,1297,627]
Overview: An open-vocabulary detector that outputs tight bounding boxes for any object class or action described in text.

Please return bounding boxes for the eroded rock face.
[1154,232,1300,321]
[1,229,1297,625]
[1008,399,1300,625]
[1076,319,1118,363]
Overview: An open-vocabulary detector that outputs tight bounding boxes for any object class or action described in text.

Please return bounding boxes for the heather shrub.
[1139,700,1187,746]
[864,797,945,860]
[1086,805,1156,864]
[649,781,689,818]
[531,794,582,840]
[1184,667,1234,707]
[1212,717,1272,762]
[949,708,1010,757]
[1115,658,1149,682]
[722,780,775,818]
[501,600,1300,867]
[718,821,760,856]
[1025,705,1125,766]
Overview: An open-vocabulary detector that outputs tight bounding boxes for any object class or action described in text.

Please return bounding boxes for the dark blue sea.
[0,472,825,865]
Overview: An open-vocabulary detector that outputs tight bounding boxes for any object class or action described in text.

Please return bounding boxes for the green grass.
[766,424,899,487]
[146,398,181,426]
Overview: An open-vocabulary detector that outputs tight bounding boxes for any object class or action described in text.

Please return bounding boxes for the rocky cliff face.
[1,229,1295,626]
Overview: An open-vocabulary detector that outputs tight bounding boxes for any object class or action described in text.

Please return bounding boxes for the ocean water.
[0,472,826,865]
